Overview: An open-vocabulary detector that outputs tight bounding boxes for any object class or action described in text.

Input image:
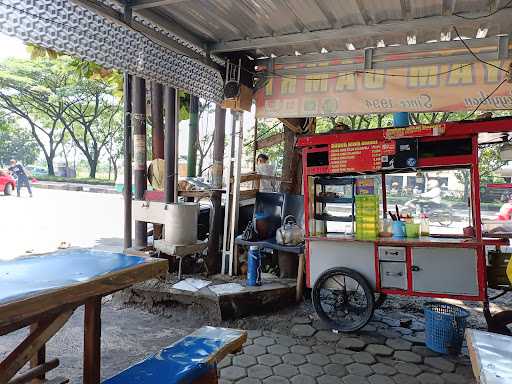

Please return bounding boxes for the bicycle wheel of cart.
[313,267,375,332]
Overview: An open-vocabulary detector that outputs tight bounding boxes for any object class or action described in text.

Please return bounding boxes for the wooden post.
[187,95,199,178]
[29,323,46,382]
[206,106,226,274]
[151,82,164,160]
[252,116,258,172]
[132,76,147,247]
[281,127,301,194]
[123,73,132,250]
[83,298,101,384]
[164,86,178,204]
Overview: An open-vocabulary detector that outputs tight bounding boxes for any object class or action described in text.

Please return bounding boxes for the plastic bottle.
[247,246,262,286]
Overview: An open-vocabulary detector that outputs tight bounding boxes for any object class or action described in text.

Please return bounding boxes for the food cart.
[297,118,512,333]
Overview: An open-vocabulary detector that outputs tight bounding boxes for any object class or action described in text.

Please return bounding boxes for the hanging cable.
[462,79,508,120]
[453,0,512,20]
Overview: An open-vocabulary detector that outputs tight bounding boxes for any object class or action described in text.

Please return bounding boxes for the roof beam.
[210,9,512,53]
[131,0,188,10]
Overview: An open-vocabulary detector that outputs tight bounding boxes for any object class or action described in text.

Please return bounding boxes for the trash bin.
[423,302,469,354]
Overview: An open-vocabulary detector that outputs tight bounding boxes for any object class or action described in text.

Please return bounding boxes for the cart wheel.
[375,293,388,308]
[312,267,375,332]
[487,310,512,336]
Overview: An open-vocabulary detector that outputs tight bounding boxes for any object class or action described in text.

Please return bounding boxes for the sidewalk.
[32,180,119,194]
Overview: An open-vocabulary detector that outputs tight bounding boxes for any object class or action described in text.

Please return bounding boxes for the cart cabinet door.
[411,247,478,296]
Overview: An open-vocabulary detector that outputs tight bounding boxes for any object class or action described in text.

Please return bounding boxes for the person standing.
[9,159,32,197]
[256,153,276,192]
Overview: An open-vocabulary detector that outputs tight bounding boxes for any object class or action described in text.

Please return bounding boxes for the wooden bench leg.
[84,298,101,384]
[30,323,46,383]
[296,253,305,302]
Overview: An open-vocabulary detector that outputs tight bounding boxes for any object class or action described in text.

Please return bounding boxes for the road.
[0,188,124,260]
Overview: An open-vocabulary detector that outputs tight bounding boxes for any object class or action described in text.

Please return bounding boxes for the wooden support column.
[187,95,199,178]
[164,86,178,203]
[281,127,301,194]
[83,298,101,384]
[123,73,133,250]
[29,323,46,382]
[132,76,147,247]
[206,106,226,274]
[151,82,164,160]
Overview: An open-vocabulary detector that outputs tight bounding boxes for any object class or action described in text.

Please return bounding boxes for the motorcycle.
[402,199,454,227]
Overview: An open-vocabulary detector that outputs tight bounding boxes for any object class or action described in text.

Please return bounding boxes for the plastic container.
[405,223,420,238]
[380,219,393,237]
[247,246,262,286]
[423,302,469,354]
[392,221,405,238]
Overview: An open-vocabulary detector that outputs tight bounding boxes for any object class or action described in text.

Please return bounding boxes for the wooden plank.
[8,358,59,384]
[30,323,46,382]
[0,310,73,383]
[0,257,167,332]
[256,132,284,150]
[296,253,305,303]
[279,118,304,134]
[83,298,101,384]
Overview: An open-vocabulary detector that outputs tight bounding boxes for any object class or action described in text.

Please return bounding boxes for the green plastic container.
[405,223,420,238]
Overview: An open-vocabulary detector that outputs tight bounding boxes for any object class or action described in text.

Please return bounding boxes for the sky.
[0,33,29,60]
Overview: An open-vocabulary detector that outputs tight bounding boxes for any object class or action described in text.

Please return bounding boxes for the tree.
[196,100,215,176]
[0,117,39,166]
[0,58,78,175]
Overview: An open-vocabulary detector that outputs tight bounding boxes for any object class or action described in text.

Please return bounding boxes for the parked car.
[0,170,16,195]
[25,165,48,178]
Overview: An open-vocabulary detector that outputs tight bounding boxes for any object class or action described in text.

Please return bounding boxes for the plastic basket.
[423,302,469,354]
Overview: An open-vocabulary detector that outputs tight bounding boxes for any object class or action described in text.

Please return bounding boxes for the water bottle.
[247,246,262,286]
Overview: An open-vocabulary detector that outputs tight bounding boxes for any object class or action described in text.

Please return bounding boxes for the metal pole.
[164,86,177,203]
[123,73,132,250]
[187,95,199,177]
[151,82,164,160]
[207,106,226,274]
[132,76,147,247]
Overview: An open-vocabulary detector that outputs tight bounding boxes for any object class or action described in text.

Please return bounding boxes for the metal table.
[0,249,167,384]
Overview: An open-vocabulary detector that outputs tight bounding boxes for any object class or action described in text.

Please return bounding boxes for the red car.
[0,170,16,195]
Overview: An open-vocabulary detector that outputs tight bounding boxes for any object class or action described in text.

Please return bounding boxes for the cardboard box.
[221,84,253,112]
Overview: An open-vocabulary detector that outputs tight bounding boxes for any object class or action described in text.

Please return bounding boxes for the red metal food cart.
[297,118,512,333]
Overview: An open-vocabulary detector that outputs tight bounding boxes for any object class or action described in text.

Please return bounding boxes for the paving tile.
[411,346,439,358]
[368,374,395,384]
[268,344,291,356]
[359,332,387,345]
[312,344,336,355]
[346,363,373,377]
[221,366,247,381]
[258,354,283,367]
[318,375,341,384]
[219,379,233,384]
[263,376,290,384]
[245,345,268,357]
[233,354,258,368]
[274,364,300,378]
[402,332,426,345]
[247,365,273,380]
[418,364,442,374]
[336,348,356,355]
[254,336,276,347]
[312,320,332,331]
[395,362,423,376]
[417,373,444,384]
[392,373,420,384]
[324,363,348,377]
[330,353,354,365]
[283,353,307,366]
[219,354,234,369]
[291,375,316,384]
[292,325,317,337]
[454,364,474,378]
[337,337,367,351]
[365,344,393,357]
[385,338,412,351]
[299,363,325,377]
[275,335,298,347]
[290,345,313,355]
[237,378,262,384]
[378,329,402,339]
[342,374,370,384]
[248,330,263,338]
[441,373,466,383]
[293,316,313,325]
[370,363,397,376]
[395,327,413,335]
[306,352,331,366]
[424,357,455,373]
[393,350,422,364]
[353,352,376,364]
[316,330,341,343]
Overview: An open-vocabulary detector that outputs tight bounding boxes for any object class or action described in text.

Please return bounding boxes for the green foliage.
[0,117,38,166]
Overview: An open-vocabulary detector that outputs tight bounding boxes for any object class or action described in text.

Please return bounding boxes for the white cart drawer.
[380,261,407,290]
[378,246,406,262]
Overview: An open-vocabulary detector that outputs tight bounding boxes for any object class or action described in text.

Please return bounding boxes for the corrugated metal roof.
[127,0,512,59]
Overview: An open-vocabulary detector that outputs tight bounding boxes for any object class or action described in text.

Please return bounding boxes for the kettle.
[276,215,304,245]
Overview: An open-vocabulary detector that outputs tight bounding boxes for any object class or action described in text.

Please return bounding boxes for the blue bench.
[103,326,247,384]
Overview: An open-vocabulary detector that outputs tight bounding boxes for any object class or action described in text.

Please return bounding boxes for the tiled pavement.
[219,312,475,384]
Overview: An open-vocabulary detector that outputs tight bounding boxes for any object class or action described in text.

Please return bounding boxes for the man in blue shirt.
[8,159,33,197]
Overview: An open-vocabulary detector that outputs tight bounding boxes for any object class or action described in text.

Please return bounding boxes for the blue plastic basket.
[423,302,469,355]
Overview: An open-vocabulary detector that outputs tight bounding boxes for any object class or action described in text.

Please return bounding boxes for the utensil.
[395,205,400,221]
[388,211,396,221]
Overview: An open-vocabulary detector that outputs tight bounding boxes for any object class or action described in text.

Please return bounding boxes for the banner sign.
[383,124,445,140]
[329,140,395,173]
[255,60,512,118]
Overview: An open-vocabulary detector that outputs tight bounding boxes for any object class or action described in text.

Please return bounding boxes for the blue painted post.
[393,112,410,127]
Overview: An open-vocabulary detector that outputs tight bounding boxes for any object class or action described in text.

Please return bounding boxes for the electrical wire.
[243,121,282,147]
[462,79,508,120]
[453,0,512,20]
[452,26,509,74]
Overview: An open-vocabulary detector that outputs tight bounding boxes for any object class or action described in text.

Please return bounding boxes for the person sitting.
[256,153,276,192]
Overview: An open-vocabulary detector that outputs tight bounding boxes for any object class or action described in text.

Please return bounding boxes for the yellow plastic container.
[405,223,420,238]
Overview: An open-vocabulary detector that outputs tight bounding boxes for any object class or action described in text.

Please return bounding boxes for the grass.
[35,175,115,186]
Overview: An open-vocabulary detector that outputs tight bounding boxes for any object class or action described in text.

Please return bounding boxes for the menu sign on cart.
[329,140,395,173]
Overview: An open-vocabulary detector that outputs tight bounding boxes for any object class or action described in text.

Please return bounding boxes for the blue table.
[0,249,167,384]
